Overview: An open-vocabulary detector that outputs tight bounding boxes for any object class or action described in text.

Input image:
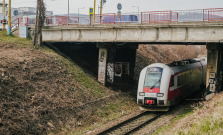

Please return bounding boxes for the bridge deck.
[40,22,223,44]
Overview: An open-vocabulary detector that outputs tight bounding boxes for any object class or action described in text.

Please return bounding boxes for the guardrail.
[46,8,223,25]
[6,8,223,28]
[203,8,223,21]
[141,10,178,23]
[11,17,29,29]
[46,16,79,25]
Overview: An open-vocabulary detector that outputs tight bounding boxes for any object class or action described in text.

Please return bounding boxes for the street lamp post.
[68,0,69,17]
[132,6,139,23]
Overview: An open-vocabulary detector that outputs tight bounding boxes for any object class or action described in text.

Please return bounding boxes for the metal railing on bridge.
[44,8,223,25]
[46,16,79,25]
[5,8,223,30]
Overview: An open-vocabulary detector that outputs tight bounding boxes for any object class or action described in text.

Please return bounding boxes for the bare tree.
[34,0,46,46]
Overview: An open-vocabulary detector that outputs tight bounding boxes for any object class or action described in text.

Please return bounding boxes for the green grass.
[58,56,108,97]
[69,98,138,135]
[177,117,223,135]
[152,108,194,135]
[0,31,32,46]
[153,95,223,135]
[172,108,194,121]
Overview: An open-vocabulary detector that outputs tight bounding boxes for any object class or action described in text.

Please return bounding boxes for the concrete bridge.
[33,8,223,98]
[42,22,223,44]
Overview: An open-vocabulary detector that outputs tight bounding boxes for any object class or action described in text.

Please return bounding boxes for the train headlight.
[157,93,164,97]
[139,92,145,96]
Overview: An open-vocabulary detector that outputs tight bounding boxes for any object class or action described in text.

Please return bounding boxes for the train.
[137,58,207,111]
[102,15,138,23]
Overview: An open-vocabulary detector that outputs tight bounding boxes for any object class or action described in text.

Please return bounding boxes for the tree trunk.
[34,0,46,46]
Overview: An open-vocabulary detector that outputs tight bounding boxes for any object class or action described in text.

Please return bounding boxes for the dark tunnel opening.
[50,42,99,77]
[46,42,138,92]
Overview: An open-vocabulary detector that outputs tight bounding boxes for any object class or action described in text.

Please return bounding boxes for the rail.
[97,112,164,135]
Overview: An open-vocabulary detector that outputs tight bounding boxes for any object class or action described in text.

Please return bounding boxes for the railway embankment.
[148,92,223,135]
[0,31,139,134]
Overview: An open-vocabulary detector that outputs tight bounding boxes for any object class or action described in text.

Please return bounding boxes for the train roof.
[144,58,207,75]
[168,58,207,74]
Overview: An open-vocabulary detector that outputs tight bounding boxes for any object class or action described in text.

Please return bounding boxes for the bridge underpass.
[48,42,138,90]
[39,21,223,98]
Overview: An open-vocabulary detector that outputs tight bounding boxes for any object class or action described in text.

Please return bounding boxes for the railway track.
[97,112,164,135]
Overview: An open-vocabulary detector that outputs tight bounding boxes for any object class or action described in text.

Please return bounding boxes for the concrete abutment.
[97,43,138,89]
[206,43,223,99]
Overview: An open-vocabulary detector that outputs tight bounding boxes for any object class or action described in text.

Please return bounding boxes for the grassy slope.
[0,31,139,134]
[152,92,223,135]
[0,32,109,98]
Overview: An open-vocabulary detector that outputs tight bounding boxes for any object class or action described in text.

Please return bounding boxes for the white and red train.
[137,58,207,111]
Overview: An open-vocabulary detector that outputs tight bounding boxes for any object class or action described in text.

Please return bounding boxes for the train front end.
[137,63,172,111]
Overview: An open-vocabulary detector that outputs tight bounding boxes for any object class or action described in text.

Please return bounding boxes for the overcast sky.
[5,0,223,15]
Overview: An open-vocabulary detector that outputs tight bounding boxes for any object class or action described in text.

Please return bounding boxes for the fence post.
[203,9,205,22]
[141,12,143,23]
[18,18,20,37]
[90,15,92,25]
[78,17,79,24]
[27,17,29,26]
[170,11,172,22]
[149,14,150,23]
[208,11,210,22]
[18,18,19,28]
[114,14,115,24]
[67,17,69,25]
[177,13,179,22]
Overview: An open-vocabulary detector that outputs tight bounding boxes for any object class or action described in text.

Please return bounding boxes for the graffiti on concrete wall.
[107,63,114,83]
[98,49,107,85]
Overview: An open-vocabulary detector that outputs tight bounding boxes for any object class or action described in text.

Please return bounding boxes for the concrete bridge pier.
[97,43,138,88]
[206,43,223,99]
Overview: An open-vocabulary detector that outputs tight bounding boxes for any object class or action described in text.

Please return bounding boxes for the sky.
[3,0,223,15]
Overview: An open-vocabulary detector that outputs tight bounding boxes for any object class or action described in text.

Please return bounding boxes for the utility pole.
[100,0,102,17]
[68,0,69,17]
[68,0,69,24]
[99,0,102,21]
[93,0,96,23]
[7,0,11,35]
[3,0,5,30]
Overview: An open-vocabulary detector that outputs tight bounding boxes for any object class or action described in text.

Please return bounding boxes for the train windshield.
[144,67,163,88]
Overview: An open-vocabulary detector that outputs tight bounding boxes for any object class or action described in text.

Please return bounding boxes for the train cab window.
[144,67,163,88]
[170,76,174,87]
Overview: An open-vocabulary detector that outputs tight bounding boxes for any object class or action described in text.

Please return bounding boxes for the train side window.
[170,76,174,87]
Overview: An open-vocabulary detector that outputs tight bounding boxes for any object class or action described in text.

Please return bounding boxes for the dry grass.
[0,31,138,134]
[173,93,223,135]
[152,92,223,135]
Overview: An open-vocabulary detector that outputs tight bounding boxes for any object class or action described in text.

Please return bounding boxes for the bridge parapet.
[40,22,223,44]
